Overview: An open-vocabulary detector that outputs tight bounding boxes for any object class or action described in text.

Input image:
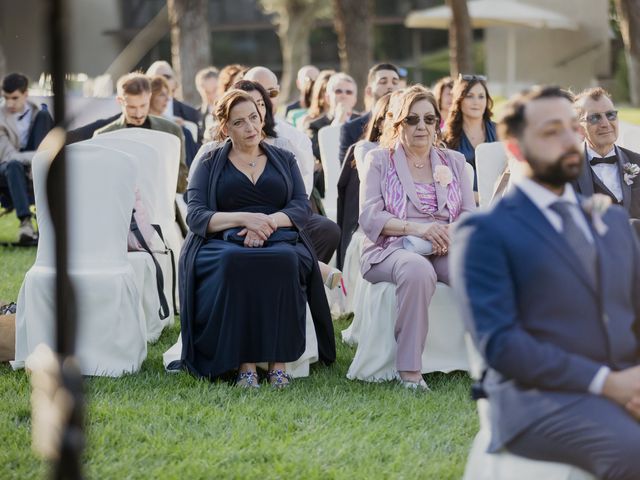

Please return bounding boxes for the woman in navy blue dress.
[179,90,335,387]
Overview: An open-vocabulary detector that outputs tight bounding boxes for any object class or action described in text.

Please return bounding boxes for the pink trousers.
[363,249,449,372]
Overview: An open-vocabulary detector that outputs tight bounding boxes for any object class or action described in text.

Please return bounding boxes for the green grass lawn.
[0,215,477,479]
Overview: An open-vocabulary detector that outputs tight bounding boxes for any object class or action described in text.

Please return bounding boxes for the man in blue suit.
[451,86,640,480]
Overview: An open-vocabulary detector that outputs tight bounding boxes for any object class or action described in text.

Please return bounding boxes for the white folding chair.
[86,136,174,341]
[462,338,596,480]
[13,144,147,377]
[96,128,182,312]
[475,142,508,208]
[318,125,342,222]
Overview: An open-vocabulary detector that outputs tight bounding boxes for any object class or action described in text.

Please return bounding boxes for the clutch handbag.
[222,227,299,246]
[402,235,434,256]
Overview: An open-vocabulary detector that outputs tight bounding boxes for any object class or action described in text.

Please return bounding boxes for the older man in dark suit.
[452,86,640,480]
[338,63,400,164]
[573,87,640,237]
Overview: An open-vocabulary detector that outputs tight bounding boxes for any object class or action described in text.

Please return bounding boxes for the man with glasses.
[573,87,640,231]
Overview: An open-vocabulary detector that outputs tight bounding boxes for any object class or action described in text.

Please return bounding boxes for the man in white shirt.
[452,85,640,479]
[0,73,53,244]
[573,87,640,233]
[243,66,340,263]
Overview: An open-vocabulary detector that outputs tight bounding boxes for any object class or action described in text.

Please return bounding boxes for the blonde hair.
[214,89,260,142]
[379,85,439,148]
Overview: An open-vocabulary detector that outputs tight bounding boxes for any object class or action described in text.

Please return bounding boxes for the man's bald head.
[243,66,280,103]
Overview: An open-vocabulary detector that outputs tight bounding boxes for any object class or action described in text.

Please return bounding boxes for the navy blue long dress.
[179,140,336,379]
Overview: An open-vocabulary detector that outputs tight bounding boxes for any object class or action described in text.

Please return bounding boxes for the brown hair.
[379,85,439,148]
[433,76,454,112]
[117,72,151,96]
[217,64,248,96]
[150,75,170,96]
[349,93,394,167]
[214,89,260,142]
[306,69,335,120]
[573,86,609,119]
[443,77,494,149]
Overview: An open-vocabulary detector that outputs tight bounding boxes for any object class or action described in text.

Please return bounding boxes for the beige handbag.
[0,313,15,362]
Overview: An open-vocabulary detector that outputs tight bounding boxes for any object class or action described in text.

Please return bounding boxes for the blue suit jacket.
[451,186,640,451]
[338,112,370,165]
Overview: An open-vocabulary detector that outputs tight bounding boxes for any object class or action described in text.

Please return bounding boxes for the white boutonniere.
[623,162,640,186]
[433,165,453,187]
[582,193,612,236]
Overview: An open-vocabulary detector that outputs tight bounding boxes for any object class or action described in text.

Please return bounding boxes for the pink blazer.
[359,143,476,275]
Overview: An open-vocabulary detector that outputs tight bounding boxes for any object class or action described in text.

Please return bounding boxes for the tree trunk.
[167,0,211,105]
[615,0,640,106]
[446,0,473,77]
[332,0,373,110]
[0,40,5,81]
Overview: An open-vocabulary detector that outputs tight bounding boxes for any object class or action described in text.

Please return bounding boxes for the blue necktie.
[549,201,597,286]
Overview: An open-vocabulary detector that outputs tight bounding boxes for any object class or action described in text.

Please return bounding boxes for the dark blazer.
[66,113,119,144]
[573,144,640,219]
[285,99,301,116]
[336,144,359,269]
[172,98,201,125]
[338,112,371,164]
[179,140,336,370]
[451,186,640,452]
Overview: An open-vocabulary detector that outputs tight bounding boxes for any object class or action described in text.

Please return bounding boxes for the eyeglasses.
[334,88,355,95]
[458,74,487,82]
[581,110,618,125]
[267,87,280,98]
[403,114,438,126]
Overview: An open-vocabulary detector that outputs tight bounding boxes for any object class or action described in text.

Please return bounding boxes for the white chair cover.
[85,136,175,338]
[162,305,319,378]
[618,122,640,152]
[475,142,508,208]
[345,277,470,381]
[318,125,342,222]
[96,128,182,311]
[341,229,366,317]
[463,337,596,480]
[182,120,198,141]
[12,144,147,377]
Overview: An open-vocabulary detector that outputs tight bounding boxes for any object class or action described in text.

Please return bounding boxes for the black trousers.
[303,214,340,264]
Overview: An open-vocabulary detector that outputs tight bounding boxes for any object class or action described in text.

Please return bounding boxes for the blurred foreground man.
[452,86,640,480]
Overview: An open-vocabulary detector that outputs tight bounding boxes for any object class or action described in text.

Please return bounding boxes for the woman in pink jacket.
[359,85,475,390]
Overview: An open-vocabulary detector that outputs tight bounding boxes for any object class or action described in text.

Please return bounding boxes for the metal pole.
[46,0,84,478]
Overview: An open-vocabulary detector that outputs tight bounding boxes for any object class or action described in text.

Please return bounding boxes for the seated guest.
[146,60,200,125]
[150,75,199,168]
[433,76,454,130]
[338,63,400,164]
[451,85,640,479]
[443,74,497,192]
[216,64,247,99]
[336,93,393,268]
[195,66,219,142]
[243,66,341,264]
[0,73,53,244]
[94,73,188,193]
[572,87,640,236]
[179,89,335,386]
[297,69,334,134]
[359,86,475,389]
[285,65,319,117]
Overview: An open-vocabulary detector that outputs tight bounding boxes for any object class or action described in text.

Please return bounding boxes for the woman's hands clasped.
[237,213,278,248]
[419,223,450,256]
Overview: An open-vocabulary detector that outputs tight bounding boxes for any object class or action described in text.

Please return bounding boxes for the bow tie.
[590,155,617,166]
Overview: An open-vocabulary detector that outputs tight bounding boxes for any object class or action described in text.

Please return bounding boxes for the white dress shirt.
[14,106,32,150]
[586,144,623,202]
[515,177,610,394]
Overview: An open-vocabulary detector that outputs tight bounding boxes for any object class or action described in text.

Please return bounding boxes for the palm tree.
[446,0,473,76]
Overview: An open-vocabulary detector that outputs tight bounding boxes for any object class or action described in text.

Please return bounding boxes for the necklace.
[248,160,257,167]
[413,162,425,169]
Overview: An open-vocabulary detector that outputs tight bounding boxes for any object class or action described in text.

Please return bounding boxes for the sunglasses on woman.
[458,74,487,82]
[403,114,438,126]
[582,110,618,125]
